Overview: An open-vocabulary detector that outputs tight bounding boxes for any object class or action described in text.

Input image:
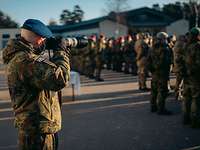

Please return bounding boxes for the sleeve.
[24,50,70,91]
[146,49,154,73]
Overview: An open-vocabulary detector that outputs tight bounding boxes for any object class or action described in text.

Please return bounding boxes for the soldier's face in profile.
[35,37,46,48]
[197,34,200,41]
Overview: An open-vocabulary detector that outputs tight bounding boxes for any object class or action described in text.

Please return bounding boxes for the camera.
[46,36,88,50]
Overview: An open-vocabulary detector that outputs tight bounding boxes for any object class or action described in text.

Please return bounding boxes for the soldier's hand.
[46,36,63,50]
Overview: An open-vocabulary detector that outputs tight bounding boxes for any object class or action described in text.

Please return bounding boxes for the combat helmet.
[190,27,200,36]
[156,32,168,40]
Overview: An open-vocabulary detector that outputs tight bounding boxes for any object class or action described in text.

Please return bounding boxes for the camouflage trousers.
[18,130,58,150]
[183,82,200,127]
[151,79,168,112]
[95,56,103,80]
[174,74,182,100]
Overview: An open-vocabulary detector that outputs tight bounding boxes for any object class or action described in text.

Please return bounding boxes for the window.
[2,40,8,48]
[15,34,20,38]
[2,34,10,39]
[139,15,147,21]
[2,34,10,48]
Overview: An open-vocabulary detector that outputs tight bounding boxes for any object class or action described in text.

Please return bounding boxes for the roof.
[49,7,174,34]
[49,16,107,33]
[122,7,174,27]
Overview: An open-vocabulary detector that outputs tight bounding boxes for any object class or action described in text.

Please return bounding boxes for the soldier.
[182,27,200,128]
[95,34,106,81]
[173,35,186,100]
[112,39,118,71]
[115,36,125,72]
[85,35,97,79]
[147,32,172,115]
[135,33,149,91]
[105,38,114,70]
[3,19,70,149]
[123,35,135,74]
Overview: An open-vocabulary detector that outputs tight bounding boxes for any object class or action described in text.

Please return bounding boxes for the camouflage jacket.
[3,38,70,134]
[135,39,149,61]
[173,41,186,75]
[147,43,171,80]
[185,41,200,83]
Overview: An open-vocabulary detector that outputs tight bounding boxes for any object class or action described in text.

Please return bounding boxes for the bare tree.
[102,0,130,37]
[182,0,200,27]
[48,18,57,26]
[104,0,130,14]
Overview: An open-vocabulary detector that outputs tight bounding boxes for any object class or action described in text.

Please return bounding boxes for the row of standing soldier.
[71,30,200,127]
[70,33,151,83]
[70,33,175,90]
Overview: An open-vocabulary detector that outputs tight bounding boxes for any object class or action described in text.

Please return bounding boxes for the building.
[0,7,189,50]
[166,19,189,36]
[49,7,189,37]
[122,7,174,34]
[0,28,20,49]
[49,16,128,38]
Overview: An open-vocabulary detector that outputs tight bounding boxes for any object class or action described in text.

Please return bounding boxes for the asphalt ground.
[0,69,199,150]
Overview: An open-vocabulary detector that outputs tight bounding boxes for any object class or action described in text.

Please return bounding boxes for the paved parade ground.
[0,68,200,150]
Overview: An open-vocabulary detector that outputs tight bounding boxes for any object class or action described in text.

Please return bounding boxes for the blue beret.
[22,19,53,38]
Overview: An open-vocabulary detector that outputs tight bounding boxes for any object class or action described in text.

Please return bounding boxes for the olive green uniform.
[3,38,70,150]
[183,41,200,127]
[135,39,149,90]
[173,40,185,100]
[147,42,171,113]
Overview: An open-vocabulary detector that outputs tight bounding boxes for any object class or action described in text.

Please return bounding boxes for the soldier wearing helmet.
[182,27,200,128]
[135,33,149,91]
[147,32,172,115]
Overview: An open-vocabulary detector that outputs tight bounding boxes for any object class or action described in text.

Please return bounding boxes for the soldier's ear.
[37,37,46,45]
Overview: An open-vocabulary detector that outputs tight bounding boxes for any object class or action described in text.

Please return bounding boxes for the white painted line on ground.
[0,100,10,104]
[70,100,150,115]
[62,92,149,105]
[182,145,200,150]
[0,108,12,112]
[0,145,17,149]
[0,116,14,121]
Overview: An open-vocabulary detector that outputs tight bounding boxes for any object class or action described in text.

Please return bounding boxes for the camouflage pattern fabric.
[3,38,70,149]
[135,39,149,89]
[18,130,58,150]
[183,41,200,127]
[147,42,171,112]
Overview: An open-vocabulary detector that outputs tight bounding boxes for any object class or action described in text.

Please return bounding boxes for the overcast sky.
[0,0,181,25]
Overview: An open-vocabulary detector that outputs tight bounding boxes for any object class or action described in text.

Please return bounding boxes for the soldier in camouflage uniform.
[123,35,135,74]
[84,36,97,79]
[182,27,200,128]
[147,32,172,115]
[105,38,114,70]
[135,33,149,91]
[115,36,125,72]
[3,19,70,150]
[173,35,186,100]
[95,34,106,81]
[112,39,118,71]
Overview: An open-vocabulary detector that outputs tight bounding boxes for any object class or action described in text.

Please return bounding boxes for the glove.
[46,36,63,50]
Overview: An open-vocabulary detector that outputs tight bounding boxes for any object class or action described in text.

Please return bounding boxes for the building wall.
[99,20,128,38]
[129,27,166,35]
[166,19,189,36]
[61,28,99,37]
[0,28,20,49]
[59,20,128,38]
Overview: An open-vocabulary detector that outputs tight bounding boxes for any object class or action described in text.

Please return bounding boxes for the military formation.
[71,28,200,128]
[2,17,200,150]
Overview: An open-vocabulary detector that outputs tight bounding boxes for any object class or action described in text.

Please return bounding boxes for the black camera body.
[46,36,88,50]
